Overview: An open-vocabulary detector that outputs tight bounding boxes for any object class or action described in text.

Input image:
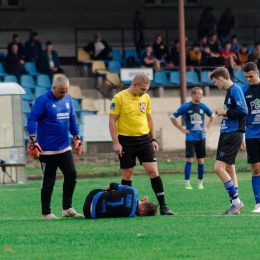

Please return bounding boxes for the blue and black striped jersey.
[170,102,214,141]
[91,183,138,219]
[220,84,248,133]
[242,82,260,138]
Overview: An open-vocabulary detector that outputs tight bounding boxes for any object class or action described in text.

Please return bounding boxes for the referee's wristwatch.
[151,138,157,143]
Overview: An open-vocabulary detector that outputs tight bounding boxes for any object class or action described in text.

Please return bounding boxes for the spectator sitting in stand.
[142,44,160,71]
[187,43,202,67]
[230,35,241,53]
[207,33,222,65]
[7,34,24,57]
[251,42,260,67]
[40,41,64,79]
[197,35,208,52]
[217,8,235,48]
[152,34,169,60]
[169,39,181,67]
[236,44,250,70]
[201,44,219,68]
[24,31,42,69]
[84,33,112,60]
[220,41,237,75]
[5,43,27,80]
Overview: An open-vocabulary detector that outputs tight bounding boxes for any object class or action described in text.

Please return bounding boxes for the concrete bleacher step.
[68,77,95,89]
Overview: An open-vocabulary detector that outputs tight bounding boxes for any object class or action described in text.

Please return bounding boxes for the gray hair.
[53,76,69,88]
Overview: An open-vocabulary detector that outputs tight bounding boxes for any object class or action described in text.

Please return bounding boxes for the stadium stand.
[91,61,108,75]
[107,60,121,74]
[3,75,18,83]
[22,87,34,101]
[36,74,52,89]
[201,70,215,86]
[169,71,181,86]
[20,75,37,90]
[24,62,40,76]
[154,71,172,86]
[35,86,48,98]
[105,72,123,88]
[22,100,31,114]
[186,71,201,86]
[233,70,247,85]
[111,49,124,65]
[68,85,86,100]
[0,63,8,78]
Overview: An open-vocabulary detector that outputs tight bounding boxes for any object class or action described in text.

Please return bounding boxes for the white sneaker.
[251,203,260,213]
[62,207,83,218]
[43,213,59,219]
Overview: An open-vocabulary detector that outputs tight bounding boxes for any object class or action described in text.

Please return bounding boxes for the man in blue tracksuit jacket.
[209,67,248,215]
[83,183,158,219]
[27,76,83,219]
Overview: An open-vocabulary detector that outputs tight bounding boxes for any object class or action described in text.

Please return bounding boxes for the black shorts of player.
[245,138,260,164]
[118,134,156,169]
[82,189,104,219]
[216,132,243,165]
[185,140,206,158]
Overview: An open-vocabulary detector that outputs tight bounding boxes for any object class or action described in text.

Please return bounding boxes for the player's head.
[208,67,230,90]
[243,62,260,85]
[191,87,203,103]
[138,201,158,217]
[52,76,69,100]
[131,74,150,96]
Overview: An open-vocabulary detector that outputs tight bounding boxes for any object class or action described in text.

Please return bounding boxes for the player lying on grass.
[83,183,158,219]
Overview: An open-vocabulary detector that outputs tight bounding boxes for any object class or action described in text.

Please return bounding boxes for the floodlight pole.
[178,0,187,105]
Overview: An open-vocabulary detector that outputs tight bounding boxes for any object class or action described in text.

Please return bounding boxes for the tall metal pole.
[178,0,187,104]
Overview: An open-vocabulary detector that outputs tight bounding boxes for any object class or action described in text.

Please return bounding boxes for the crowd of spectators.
[80,8,259,80]
[1,32,64,80]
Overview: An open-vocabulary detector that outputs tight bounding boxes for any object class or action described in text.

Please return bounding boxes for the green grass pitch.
[1,173,259,260]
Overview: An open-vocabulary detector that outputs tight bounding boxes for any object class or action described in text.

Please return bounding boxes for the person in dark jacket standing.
[24,31,42,68]
[217,8,235,48]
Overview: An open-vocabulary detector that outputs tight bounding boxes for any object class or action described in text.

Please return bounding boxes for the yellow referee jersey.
[109,89,151,136]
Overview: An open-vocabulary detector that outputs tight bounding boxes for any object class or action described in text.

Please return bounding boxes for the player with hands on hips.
[170,87,215,190]
[27,76,83,219]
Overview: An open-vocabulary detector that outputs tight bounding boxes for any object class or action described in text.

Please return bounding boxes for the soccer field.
[1,173,259,260]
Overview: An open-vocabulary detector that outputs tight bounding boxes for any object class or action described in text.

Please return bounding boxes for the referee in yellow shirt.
[109,74,173,215]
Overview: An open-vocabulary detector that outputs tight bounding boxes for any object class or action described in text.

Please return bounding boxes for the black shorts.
[185,140,206,158]
[216,132,243,165]
[245,138,260,164]
[118,134,156,169]
[82,189,104,219]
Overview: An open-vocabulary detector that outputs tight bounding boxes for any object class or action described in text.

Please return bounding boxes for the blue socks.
[184,161,192,180]
[252,176,260,204]
[224,180,238,199]
[198,164,204,180]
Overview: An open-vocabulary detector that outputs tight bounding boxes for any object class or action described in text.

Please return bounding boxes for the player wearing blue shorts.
[242,62,260,213]
[170,87,215,189]
[209,67,248,215]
